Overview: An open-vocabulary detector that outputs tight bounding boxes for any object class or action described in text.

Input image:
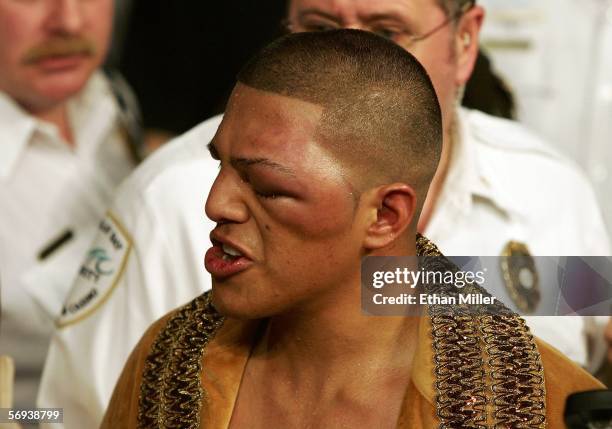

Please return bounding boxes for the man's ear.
[362,184,417,250]
[454,5,485,87]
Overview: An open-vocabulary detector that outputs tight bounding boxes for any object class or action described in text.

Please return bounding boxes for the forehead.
[218,84,324,156]
[216,85,356,192]
[288,0,440,20]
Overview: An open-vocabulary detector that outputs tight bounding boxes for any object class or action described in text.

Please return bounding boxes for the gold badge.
[500,241,540,314]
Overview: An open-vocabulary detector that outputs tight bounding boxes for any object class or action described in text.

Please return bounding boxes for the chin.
[31,64,95,103]
[211,291,260,320]
[211,286,285,320]
[38,77,90,102]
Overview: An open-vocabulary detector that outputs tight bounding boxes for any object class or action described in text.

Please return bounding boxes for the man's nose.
[46,0,85,34]
[205,169,250,225]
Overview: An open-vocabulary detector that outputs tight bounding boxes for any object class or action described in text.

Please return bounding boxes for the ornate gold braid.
[138,291,224,429]
[480,315,546,427]
[417,234,546,428]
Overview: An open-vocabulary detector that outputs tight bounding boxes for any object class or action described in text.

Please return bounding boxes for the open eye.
[299,18,340,33]
[371,25,403,40]
[308,23,337,32]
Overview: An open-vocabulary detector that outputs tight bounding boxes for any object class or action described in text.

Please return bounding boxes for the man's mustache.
[22,37,96,64]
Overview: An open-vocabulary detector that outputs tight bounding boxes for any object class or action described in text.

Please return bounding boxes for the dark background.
[117,0,287,134]
[114,0,513,135]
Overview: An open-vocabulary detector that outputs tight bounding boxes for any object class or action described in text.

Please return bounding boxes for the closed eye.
[254,190,281,199]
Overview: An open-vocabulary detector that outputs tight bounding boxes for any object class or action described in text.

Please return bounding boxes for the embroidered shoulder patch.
[57,211,132,327]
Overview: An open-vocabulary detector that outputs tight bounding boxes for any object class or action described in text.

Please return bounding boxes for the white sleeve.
[564,169,611,371]
[37,116,221,428]
[575,176,611,256]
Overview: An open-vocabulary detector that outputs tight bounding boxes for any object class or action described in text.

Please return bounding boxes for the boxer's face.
[205,84,368,319]
[0,0,113,111]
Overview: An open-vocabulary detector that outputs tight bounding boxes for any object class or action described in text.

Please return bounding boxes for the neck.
[256,269,419,389]
[417,113,455,233]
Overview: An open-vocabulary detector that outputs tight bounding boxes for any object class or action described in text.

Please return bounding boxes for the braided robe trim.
[417,234,546,428]
[138,292,224,429]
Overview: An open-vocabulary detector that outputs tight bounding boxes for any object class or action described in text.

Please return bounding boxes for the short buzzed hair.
[237,29,442,210]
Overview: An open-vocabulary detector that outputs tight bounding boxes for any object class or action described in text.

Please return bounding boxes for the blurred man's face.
[205,84,367,319]
[0,0,113,112]
[287,0,477,132]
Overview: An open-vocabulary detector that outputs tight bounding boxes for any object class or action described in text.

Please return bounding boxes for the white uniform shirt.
[38,109,610,429]
[0,73,134,411]
[479,0,612,235]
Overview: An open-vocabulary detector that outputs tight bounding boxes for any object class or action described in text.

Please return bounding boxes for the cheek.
[261,195,358,281]
[267,192,355,241]
[84,2,114,54]
[0,12,36,63]
[411,47,457,128]
[411,37,457,84]
[419,56,452,95]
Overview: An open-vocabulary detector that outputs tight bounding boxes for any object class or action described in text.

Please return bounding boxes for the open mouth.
[205,239,253,279]
[221,243,243,261]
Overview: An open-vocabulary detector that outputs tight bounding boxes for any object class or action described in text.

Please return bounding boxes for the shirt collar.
[441,108,523,219]
[0,91,36,179]
[67,72,118,156]
[0,72,118,179]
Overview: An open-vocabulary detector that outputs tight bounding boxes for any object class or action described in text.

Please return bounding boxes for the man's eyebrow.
[364,12,408,24]
[231,157,296,177]
[297,9,342,24]
[207,141,296,177]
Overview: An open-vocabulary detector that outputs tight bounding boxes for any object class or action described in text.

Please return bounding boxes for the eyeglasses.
[283,1,475,47]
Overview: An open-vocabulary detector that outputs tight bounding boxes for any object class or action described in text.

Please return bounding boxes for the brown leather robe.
[101,238,604,428]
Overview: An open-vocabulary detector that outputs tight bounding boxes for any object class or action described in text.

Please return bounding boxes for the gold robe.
[102,237,603,428]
